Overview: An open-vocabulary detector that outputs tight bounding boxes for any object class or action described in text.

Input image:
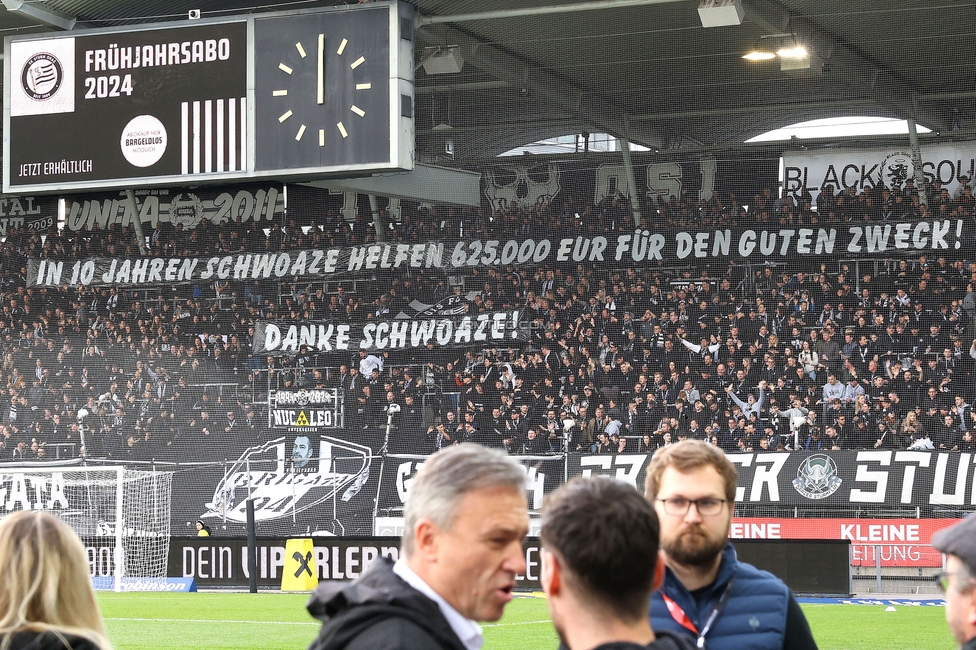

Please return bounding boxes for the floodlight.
[776,46,808,58]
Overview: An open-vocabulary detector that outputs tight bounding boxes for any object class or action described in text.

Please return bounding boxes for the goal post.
[114,465,124,593]
[0,465,173,592]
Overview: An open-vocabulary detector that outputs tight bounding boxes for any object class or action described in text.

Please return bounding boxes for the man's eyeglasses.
[935,571,976,594]
[657,497,728,517]
[936,572,954,593]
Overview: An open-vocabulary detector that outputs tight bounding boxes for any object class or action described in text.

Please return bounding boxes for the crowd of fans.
[1,177,976,463]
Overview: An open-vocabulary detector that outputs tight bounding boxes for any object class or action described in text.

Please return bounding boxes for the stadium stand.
[1,177,974,466]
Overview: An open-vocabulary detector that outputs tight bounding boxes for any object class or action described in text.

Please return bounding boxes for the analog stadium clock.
[270,33,373,148]
[253,5,408,174]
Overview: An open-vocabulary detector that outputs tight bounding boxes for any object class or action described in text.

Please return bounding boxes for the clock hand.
[317,33,325,105]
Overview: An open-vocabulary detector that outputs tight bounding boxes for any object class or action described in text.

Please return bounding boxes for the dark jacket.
[5,631,102,650]
[650,543,811,650]
[570,630,698,650]
[307,557,467,650]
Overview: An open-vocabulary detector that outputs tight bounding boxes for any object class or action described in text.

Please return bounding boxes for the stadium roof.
[1,0,973,163]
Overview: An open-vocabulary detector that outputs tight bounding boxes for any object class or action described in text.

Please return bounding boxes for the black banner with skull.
[568,449,976,510]
[480,158,776,214]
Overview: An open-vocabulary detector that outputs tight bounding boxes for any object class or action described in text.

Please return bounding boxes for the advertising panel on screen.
[3,1,414,194]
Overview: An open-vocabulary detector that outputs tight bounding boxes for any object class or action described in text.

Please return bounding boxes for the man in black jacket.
[541,476,696,650]
[307,444,529,650]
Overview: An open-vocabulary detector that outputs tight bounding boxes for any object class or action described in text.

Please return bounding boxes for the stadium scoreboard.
[3,1,414,194]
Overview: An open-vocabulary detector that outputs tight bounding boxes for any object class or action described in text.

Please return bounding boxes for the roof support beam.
[417,0,687,27]
[421,118,581,135]
[416,81,508,94]
[741,0,947,131]
[1,0,75,30]
[419,25,665,152]
[453,128,963,165]
[920,90,976,102]
[414,0,687,150]
[629,99,880,122]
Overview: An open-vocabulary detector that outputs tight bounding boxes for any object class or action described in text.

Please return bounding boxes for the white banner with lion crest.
[784,143,976,201]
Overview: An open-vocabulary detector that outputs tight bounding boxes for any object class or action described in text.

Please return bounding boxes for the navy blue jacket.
[650,543,789,650]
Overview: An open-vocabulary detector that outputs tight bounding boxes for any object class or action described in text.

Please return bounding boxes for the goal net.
[0,465,173,592]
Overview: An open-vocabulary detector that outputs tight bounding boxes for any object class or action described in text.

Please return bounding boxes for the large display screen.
[3,1,414,194]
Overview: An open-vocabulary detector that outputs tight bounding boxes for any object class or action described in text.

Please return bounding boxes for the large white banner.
[784,143,976,200]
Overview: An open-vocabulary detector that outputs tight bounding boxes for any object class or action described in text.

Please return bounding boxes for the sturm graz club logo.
[792,454,842,499]
[169,194,205,229]
[879,152,914,189]
[21,53,63,101]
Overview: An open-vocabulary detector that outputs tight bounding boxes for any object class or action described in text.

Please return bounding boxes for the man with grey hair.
[307,443,529,650]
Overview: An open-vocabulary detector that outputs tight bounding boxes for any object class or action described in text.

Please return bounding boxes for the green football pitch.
[96,592,955,650]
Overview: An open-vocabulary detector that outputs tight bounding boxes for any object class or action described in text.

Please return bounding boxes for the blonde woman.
[900,410,921,442]
[0,511,112,650]
[852,394,872,420]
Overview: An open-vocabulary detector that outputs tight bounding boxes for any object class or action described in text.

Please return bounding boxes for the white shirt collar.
[393,558,484,650]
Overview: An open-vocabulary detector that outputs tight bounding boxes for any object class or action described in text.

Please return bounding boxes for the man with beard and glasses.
[644,440,817,650]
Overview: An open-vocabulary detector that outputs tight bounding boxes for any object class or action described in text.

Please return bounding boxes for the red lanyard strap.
[662,579,736,649]
[662,593,698,635]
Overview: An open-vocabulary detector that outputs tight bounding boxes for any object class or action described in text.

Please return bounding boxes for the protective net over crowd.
[0,3,972,591]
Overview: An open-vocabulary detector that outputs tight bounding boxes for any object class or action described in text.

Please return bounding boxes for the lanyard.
[661,579,735,649]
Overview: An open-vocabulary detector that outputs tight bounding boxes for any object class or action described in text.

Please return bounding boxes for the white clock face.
[272,34,373,148]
